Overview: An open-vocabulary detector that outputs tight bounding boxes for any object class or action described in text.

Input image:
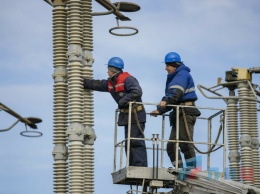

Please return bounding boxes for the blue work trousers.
[124,123,148,167]
[167,114,196,168]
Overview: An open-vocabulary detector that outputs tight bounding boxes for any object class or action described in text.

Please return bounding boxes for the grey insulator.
[238,83,254,185]
[248,90,260,187]
[228,151,241,181]
[227,101,239,150]
[227,93,241,182]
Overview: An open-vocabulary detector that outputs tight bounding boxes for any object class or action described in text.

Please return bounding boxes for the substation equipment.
[43,0,140,193]
[197,67,260,187]
[43,0,260,193]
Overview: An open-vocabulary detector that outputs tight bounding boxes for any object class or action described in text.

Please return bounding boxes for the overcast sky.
[1,0,260,194]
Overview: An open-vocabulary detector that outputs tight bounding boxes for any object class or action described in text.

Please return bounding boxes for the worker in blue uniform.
[83,57,148,167]
[151,52,200,169]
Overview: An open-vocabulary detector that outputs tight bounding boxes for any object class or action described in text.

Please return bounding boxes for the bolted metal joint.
[67,44,83,62]
[52,67,67,82]
[83,125,96,145]
[227,98,238,105]
[52,144,68,160]
[251,137,260,149]
[66,122,87,141]
[228,150,240,163]
[82,50,95,67]
[240,134,252,147]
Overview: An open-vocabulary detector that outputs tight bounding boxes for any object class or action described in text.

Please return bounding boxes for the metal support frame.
[112,102,227,193]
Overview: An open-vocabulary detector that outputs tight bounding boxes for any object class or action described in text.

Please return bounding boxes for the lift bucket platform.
[112,166,176,187]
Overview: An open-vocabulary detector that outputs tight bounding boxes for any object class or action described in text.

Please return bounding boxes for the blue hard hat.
[164,52,182,63]
[107,57,124,69]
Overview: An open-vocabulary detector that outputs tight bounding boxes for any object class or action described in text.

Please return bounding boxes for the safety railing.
[113,101,227,177]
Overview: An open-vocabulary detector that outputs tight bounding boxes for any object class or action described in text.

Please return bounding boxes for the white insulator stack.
[83,79,94,126]
[68,141,84,193]
[248,89,260,187]
[68,0,83,46]
[238,83,253,185]
[67,61,84,122]
[51,2,68,193]
[82,0,93,52]
[82,0,94,127]
[82,0,95,193]
[66,0,86,193]
[227,97,240,182]
[83,145,95,192]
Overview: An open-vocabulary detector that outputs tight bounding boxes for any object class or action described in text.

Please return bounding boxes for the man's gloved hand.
[118,99,127,108]
[158,100,167,108]
[118,104,125,109]
[150,110,160,117]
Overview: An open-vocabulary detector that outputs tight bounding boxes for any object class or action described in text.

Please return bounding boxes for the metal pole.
[223,112,227,179]
[207,119,211,170]
[152,134,155,180]
[156,134,159,179]
[161,115,165,168]
[175,106,180,169]
[113,110,118,172]
[126,103,133,167]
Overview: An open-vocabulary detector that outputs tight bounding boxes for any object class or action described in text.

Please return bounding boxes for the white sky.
[0,0,260,193]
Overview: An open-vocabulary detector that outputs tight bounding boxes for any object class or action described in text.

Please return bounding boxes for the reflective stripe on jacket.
[108,72,131,92]
[165,64,197,102]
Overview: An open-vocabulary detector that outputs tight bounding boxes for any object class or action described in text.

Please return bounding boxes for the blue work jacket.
[165,64,197,102]
[158,64,200,118]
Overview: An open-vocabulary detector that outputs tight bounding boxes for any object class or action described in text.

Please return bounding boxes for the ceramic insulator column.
[227,94,240,182]
[248,88,260,187]
[82,0,95,193]
[66,0,86,193]
[238,83,253,185]
[51,1,69,193]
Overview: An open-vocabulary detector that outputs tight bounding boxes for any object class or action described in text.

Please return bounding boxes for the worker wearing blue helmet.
[151,52,200,169]
[83,57,147,167]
